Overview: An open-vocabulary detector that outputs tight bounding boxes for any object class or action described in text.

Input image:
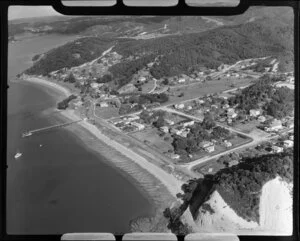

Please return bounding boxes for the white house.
[100,102,109,108]
[201,141,214,148]
[131,122,145,131]
[289,135,294,141]
[139,76,147,82]
[227,108,236,118]
[205,145,215,153]
[283,140,293,148]
[286,76,294,83]
[165,119,175,126]
[178,78,186,83]
[267,119,283,132]
[228,160,239,167]
[171,154,180,160]
[160,126,169,133]
[249,109,261,117]
[224,140,232,147]
[183,120,195,127]
[258,116,266,123]
[175,104,185,109]
[127,115,140,121]
[176,129,190,138]
[272,146,283,153]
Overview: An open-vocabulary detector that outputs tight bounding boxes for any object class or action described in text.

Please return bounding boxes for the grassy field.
[165,77,252,106]
[141,79,155,93]
[193,159,225,175]
[94,106,120,119]
[231,119,261,134]
[130,127,174,154]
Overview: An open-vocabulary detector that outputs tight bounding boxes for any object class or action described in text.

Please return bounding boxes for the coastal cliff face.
[186,176,293,235]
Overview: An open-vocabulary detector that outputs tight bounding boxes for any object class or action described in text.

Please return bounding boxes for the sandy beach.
[61,109,184,198]
[21,75,184,198]
[22,75,71,97]
[20,75,190,231]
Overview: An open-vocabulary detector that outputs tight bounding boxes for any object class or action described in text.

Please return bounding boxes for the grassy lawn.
[193,159,225,175]
[141,79,155,93]
[165,78,251,106]
[95,106,120,119]
[231,120,260,134]
[130,127,174,154]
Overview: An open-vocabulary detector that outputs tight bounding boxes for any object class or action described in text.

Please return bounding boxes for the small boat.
[14,152,22,159]
[22,132,32,138]
[39,144,43,147]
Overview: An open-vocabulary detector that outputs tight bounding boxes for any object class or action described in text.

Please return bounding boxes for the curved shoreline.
[19,75,183,231]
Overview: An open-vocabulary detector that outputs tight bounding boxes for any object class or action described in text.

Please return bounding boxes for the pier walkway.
[22,120,82,137]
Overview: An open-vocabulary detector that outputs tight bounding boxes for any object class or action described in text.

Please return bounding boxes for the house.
[176,129,190,138]
[187,106,193,110]
[183,120,195,127]
[131,122,145,131]
[178,78,186,83]
[223,104,230,109]
[283,140,293,148]
[286,121,294,129]
[139,76,147,82]
[227,118,233,124]
[272,146,283,153]
[160,126,169,133]
[74,101,83,107]
[127,115,140,121]
[205,145,215,153]
[289,135,294,141]
[170,128,180,135]
[171,154,180,159]
[227,108,237,119]
[228,160,239,167]
[100,102,108,108]
[175,104,185,109]
[267,119,283,131]
[198,99,205,104]
[286,76,294,83]
[224,140,232,147]
[249,109,261,117]
[258,116,266,123]
[201,141,214,148]
[211,104,218,109]
[165,119,175,125]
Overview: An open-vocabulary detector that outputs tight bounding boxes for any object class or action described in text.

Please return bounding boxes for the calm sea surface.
[7,34,152,234]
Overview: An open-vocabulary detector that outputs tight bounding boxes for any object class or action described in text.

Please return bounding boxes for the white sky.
[8,6,62,20]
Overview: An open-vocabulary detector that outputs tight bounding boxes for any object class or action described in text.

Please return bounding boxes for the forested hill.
[24,37,116,76]
[24,16,293,80]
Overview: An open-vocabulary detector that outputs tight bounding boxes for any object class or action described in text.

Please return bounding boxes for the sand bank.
[61,109,184,198]
[22,75,71,97]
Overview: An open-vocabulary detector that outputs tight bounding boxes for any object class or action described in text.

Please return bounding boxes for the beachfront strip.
[21,54,294,183]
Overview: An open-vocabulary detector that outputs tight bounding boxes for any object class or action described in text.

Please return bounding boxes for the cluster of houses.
[263,117,294,133]
[113,115,146,133]
[165,72,207,85]
[161,120,195,138]
[269,133,294,153]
